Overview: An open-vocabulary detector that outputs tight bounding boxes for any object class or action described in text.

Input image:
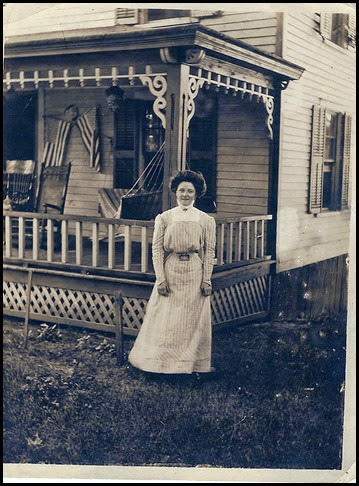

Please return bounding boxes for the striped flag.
[76,106,101,172]
[43,119,72,167]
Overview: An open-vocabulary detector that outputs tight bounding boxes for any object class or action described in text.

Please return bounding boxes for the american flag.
[76,106,101,172]
[43,119,72,167]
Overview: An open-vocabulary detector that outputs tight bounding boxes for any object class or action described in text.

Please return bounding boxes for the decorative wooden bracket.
[159,47,178,64]
[186,76,205,135]
[160,47,206,65]
[264,96,274,140]
[139,75,167,129]
[185,48,206,64]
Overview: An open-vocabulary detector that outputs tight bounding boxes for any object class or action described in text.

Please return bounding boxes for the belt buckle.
[178,253,190,261]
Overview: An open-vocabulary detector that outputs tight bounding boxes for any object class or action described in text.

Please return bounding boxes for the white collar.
[176,200,195,211]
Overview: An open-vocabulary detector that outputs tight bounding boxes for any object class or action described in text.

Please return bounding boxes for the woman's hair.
[169,170,207,198]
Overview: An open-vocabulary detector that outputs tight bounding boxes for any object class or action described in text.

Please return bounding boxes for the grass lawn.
[3,314,347,469]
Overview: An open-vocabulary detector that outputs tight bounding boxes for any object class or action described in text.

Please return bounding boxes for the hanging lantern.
[145,110,160,153]
[105,86,124,112]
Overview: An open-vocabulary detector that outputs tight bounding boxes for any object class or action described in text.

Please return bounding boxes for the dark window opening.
[147,9,191,21]
[3,91,37,166]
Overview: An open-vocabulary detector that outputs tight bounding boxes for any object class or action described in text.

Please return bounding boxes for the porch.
[3,24,304,336]
[3,209,274,335]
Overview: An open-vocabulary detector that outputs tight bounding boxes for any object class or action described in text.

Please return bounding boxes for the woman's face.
[176,181,196,207]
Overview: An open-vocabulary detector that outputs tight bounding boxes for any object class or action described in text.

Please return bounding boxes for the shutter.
[115,8,138,25]
[341,113,352,209]
[348,13,356,49]
[320,13,333,39]
[309,106,326,214]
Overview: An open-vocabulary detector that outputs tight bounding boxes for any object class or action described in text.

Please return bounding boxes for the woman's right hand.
[157,280,170,297]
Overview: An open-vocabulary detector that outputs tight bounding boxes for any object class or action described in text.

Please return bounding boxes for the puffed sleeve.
[202,215,216,285]
[152,213,166,284]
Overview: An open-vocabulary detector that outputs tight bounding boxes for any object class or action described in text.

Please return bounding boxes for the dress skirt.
[128,252,212,374]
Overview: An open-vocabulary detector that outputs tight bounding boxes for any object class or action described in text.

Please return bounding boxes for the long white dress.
[128,204,216,374]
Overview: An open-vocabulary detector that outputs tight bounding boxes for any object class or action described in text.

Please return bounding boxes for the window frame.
[309,106,351,215]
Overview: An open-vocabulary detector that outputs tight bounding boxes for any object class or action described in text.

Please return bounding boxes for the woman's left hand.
[201,282,212,297]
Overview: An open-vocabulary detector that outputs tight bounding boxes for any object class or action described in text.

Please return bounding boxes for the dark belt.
[176,251,198,261]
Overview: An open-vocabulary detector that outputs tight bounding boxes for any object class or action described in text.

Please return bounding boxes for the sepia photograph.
[3,3,356,483]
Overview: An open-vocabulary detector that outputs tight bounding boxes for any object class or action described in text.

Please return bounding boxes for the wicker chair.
[3,160,36,211]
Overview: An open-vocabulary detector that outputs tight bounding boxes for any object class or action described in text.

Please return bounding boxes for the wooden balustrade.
[215,215,272,265]
[3,210,272,273]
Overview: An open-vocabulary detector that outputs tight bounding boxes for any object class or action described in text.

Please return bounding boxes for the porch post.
[162,64,190,211]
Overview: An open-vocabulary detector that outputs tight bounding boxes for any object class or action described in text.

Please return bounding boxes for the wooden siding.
[200,11,279,54]
[42,88,114,220]
[5,6,280,56]
[277,12,356,273]
[4,4,119,35]
[215,94,270,218]
[271,254,348,319]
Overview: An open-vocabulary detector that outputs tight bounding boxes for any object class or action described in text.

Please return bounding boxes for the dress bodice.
[152,206,216,285]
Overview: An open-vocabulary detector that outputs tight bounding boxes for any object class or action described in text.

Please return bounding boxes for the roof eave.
[4,23,304,81]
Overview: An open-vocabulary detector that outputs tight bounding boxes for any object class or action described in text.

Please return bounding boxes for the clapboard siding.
[215,94,270,217]
[201,11,279,54]
[5,7,280,55]
[5,4,119,35]
[277,10,356,272]
[43,88,113,221]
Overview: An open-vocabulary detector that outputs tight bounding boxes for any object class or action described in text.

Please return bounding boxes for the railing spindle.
[61,220,68,263]
[92,222,99,267]
[217,223,225,265]
[47,219,54,262]
[18,216,25,259]
[235,221,242,261]
[5,216,12,257]
[226,222,234,264]
[259,219,265,258]
[252,220,258,259]
[33,218,39,261]
[108,224,115,269]
[75,221,83,265]
[124,225,132,271]
[141,226,148,273]
[245,221,250,261]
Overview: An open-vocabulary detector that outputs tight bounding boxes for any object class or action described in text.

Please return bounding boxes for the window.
[309,106,352,214]
[114,101,164,190]
[323,111,338,208]
[320,13,356,49]
[147,9,190,21]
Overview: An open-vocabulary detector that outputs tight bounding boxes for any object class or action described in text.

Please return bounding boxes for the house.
[3,5,355,334]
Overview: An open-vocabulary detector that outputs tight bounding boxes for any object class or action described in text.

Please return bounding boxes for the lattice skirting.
[211,275,270,325]
[3,274,270,335]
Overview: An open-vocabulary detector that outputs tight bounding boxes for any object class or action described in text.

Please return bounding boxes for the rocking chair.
[34,163,72,249]
[3,160,36,211]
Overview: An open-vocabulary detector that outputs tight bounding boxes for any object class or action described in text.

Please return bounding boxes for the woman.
[128,170,216,374]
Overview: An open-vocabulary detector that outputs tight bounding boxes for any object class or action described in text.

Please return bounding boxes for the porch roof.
[4,23,304,82]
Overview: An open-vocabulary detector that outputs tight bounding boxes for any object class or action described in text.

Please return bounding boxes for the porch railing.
[3,210,272,273]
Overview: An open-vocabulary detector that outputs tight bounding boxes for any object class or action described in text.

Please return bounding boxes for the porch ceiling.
[4,23,304,82]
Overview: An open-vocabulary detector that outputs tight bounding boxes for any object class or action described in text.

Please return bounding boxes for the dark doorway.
[3,91,37,167]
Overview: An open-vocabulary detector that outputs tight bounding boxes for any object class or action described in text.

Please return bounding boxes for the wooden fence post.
[114,291,124,365]
[23,270,33,348]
